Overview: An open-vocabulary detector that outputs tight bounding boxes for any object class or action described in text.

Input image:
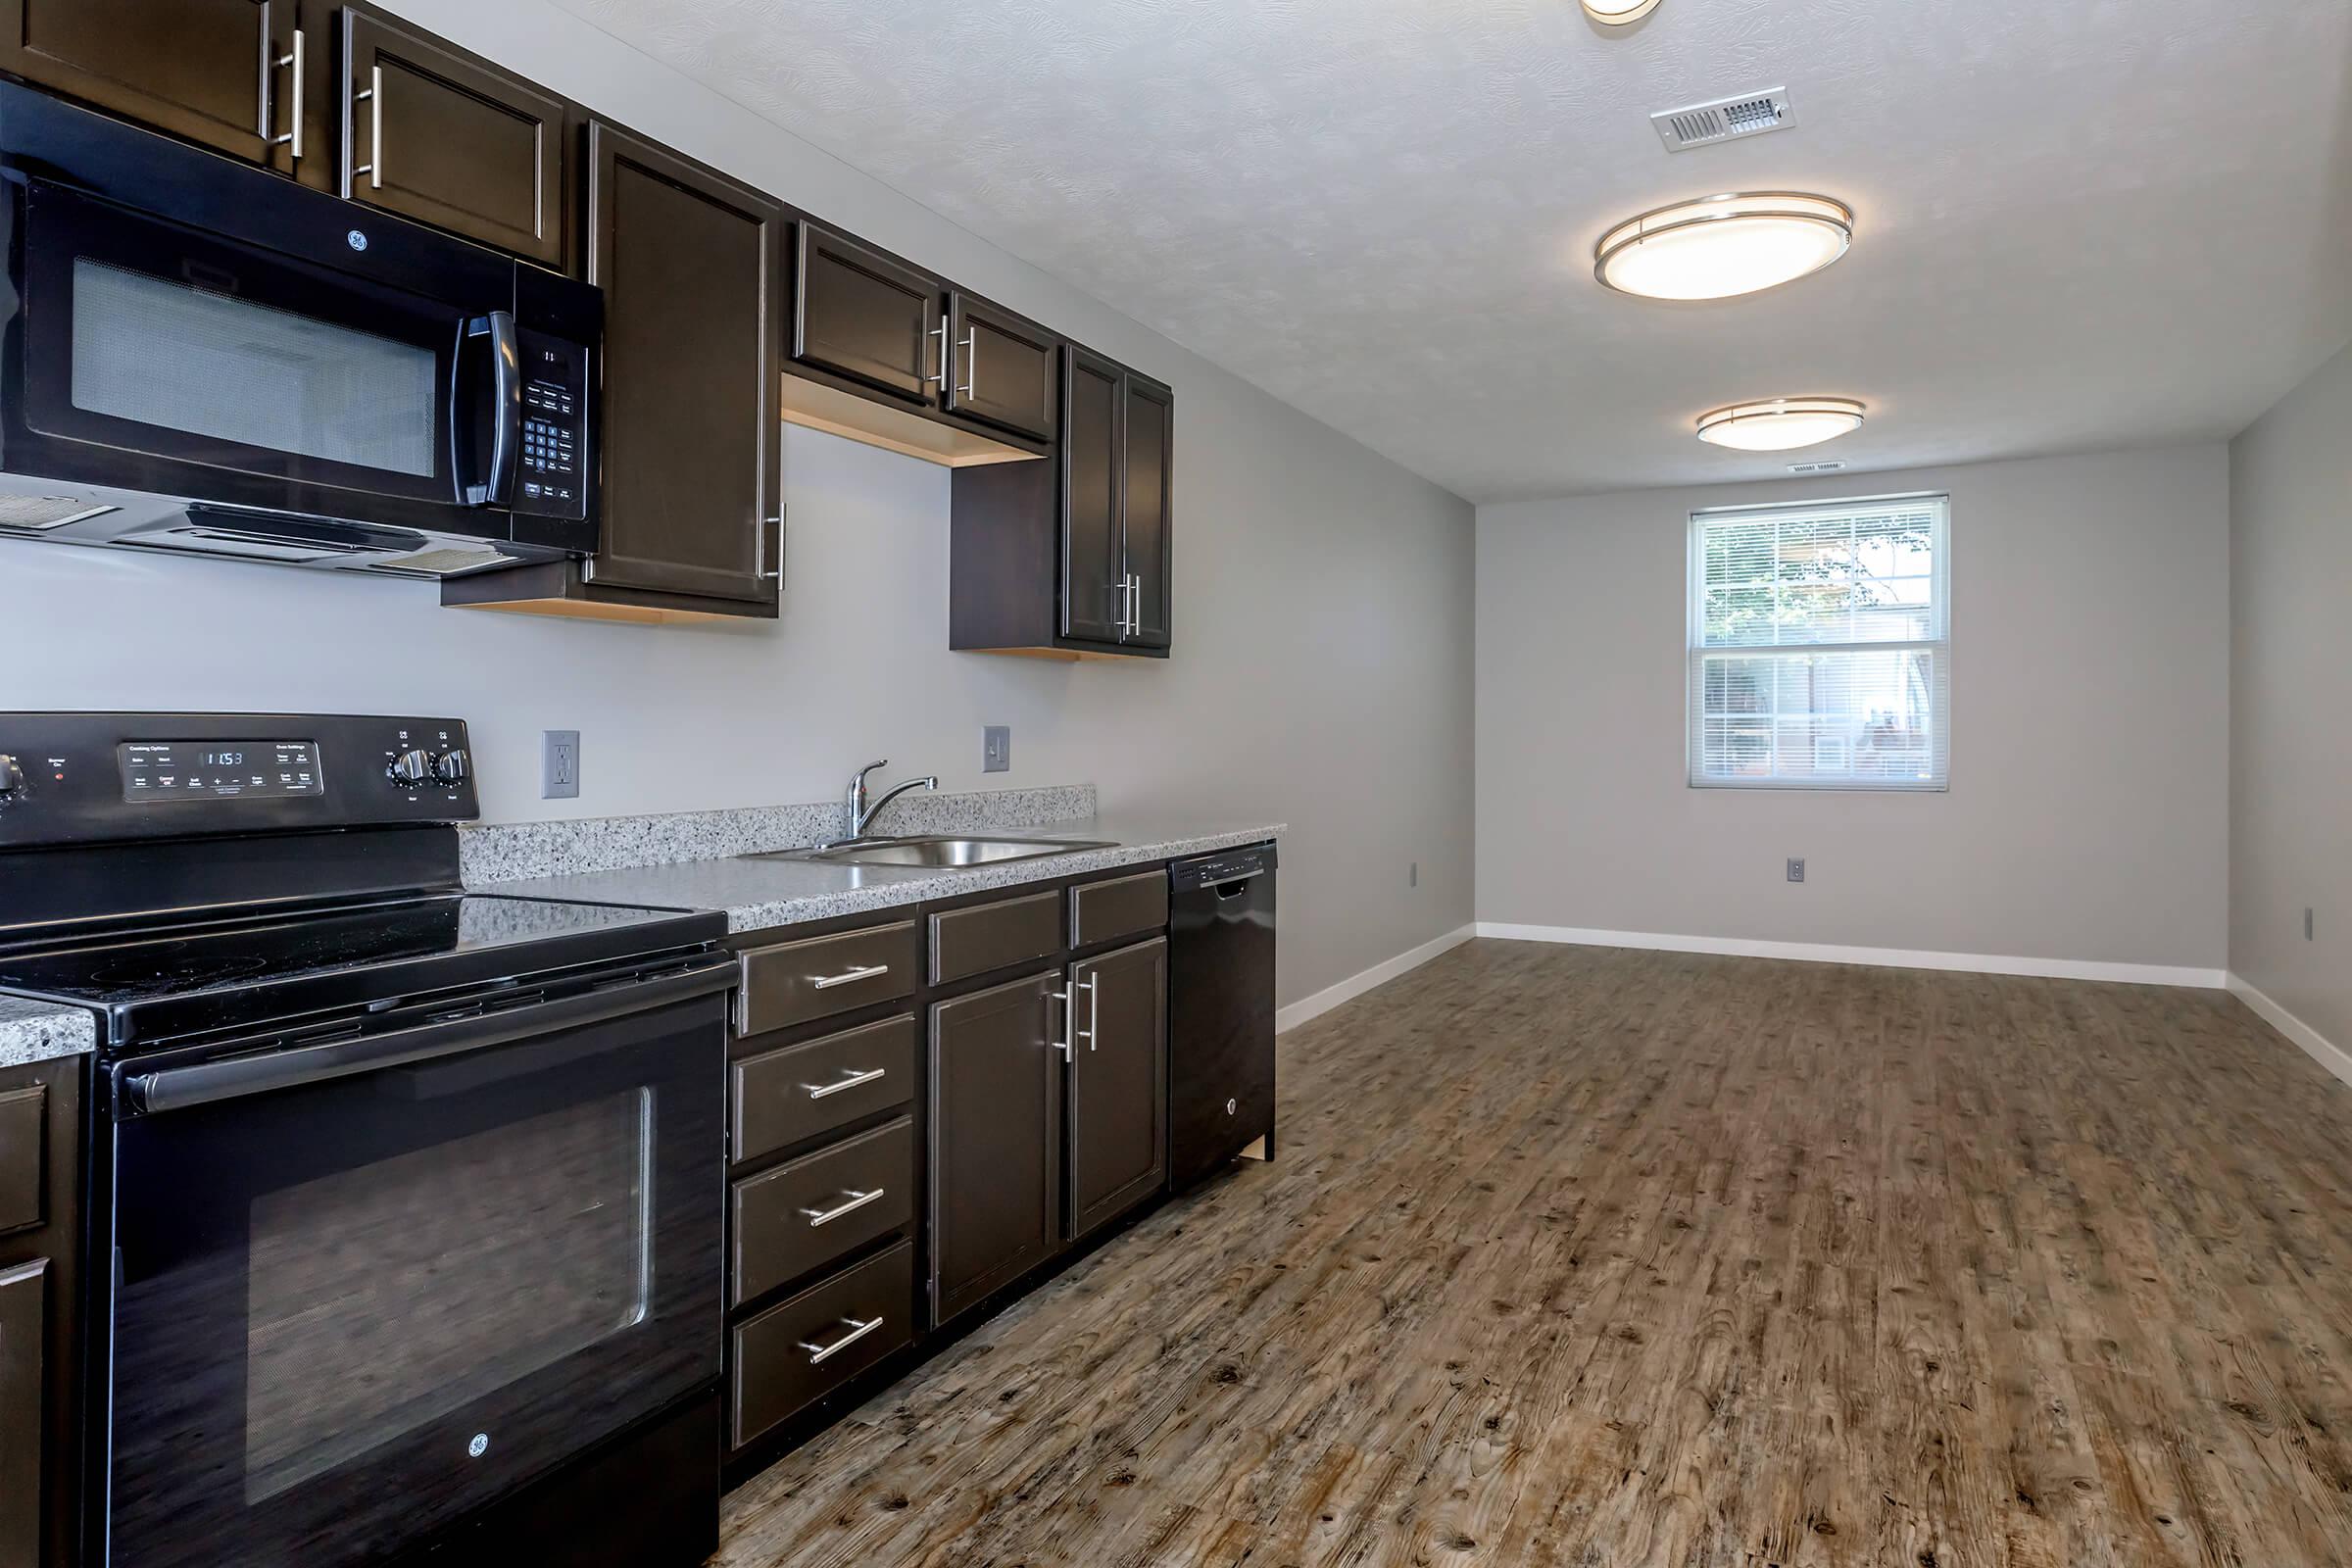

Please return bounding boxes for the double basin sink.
[743,835,1115,870]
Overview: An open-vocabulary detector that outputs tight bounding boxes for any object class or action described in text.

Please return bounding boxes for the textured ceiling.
[547,0,2352,501]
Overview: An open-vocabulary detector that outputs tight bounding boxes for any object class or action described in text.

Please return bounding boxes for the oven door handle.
[121,956,735,1116]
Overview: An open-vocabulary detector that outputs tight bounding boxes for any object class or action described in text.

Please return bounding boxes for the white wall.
[2230,342,2352,1054]
[1475,446,2230,975]
[0,0,1476,1009]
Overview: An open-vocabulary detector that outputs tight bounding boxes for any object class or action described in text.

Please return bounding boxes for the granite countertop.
[0,996,96,1068]
[472,811,1286,934]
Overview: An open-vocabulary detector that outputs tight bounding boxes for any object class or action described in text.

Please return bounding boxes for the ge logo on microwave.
[347,229,370,253]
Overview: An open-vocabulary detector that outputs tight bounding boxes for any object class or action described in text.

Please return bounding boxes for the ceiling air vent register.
[1653,88,1795,153]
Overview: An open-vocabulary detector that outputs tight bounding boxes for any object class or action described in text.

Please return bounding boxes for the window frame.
[1685,491,1952,793]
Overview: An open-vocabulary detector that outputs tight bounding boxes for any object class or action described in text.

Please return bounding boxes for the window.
[1689,494,1949,790]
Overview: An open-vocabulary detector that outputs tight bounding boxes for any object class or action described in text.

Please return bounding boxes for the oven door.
[100,959,731,1568]
[7,179,518,535]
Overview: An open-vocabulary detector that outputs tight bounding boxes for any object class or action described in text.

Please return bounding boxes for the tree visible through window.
[1688,495,1950,789]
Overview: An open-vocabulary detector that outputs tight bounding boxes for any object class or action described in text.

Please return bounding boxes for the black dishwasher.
[1168,842,1278,1190]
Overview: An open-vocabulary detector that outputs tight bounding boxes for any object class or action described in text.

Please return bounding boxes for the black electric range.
[0,713,730,1568]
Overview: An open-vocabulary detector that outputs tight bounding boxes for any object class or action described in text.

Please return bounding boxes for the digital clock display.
[119,741,323,803]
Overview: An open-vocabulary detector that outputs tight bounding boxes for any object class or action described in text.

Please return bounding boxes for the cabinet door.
[336,5,568,268]
[929,972,1060,1328]
[0,0,298,171]
[1059,345,1126,644]
[0,1258,43,1568]
[1121,372,1174,651]
[581,121,783,605]
[945,292,1058,442]
[793,223,943,405]
[1065,937,1168,1241]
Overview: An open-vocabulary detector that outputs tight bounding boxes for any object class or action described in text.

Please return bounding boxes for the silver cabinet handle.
[800,1188,884,1227]
[925,322,948,391]
[798,1314,883,1364]
[956,329,977,400]
[1050,988,1074,1058]
[269,26,304,162]
[352,64,382,188]
[810,962,889,991]
[757,514,783,581]
[805,1065,887,1100]
[1130,573,1142,637]
[1086,968,1101,1052]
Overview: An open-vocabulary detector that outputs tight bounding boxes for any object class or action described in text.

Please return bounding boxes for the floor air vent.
[1652,87,1794,152]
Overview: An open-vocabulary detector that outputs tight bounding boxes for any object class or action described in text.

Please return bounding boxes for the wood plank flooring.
[715,940,2352,1567]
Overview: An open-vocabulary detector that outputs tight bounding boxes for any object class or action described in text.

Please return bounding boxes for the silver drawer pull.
[804,1065,888,1100]
[798,1314,883,1365]
[801,1188,884,1227]
[810,962,889,991]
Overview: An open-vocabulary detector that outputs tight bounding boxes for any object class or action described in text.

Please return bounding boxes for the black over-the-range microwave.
[0,77,601,578]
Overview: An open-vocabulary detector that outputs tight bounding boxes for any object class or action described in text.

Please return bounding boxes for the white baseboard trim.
[1277,923,1477,1034]
[1472,922,2227,990]
[2227,974,2352,1088]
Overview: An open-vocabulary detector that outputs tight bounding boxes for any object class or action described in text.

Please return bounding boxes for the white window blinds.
[1688,494,1950,790]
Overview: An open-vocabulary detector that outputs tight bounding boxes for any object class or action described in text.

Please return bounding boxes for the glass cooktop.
[0,894,722,1050]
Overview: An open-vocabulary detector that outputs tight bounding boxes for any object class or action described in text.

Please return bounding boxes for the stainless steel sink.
[746,835,1115,869]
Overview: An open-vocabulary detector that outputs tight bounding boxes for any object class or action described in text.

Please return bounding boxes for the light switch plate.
[542,730,580,799]
[983,725,1011,773]
[1787,858,1805,884]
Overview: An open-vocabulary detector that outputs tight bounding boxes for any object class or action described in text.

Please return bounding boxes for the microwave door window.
[72,259,440,479]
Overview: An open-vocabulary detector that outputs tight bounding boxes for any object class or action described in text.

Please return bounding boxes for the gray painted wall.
[0,0,1476,1009]
[2230,342,2352,1047]
[1476,447,2230,970]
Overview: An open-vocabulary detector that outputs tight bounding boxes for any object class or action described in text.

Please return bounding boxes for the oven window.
[72,258,440,476]
[241,1088,654,1503]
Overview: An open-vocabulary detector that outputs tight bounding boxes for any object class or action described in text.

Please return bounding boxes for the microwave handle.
[459,310,521,507]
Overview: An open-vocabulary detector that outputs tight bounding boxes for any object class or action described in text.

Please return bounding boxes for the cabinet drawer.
[732,1116,914,1307]
[733,1015,914,1165]
[1071,869,1168,948]
[738,921,916,1036]
[930,891,1060,986]
[0,1085,46,1238]
[731,1240,913,1449]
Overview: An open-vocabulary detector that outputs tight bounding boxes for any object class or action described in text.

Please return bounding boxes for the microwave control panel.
[514,330,588,520]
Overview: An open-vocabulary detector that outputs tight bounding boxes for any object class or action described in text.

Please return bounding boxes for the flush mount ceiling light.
[1594,192,1853,301]
[1695,398,1866,452]
[1583,0,1663,23]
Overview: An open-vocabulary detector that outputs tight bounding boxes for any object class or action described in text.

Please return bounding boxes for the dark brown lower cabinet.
[1065,937,1168,1241]
[0,1257,45,1567]
[0,1057,80,1568]
[928,971,1061,1328]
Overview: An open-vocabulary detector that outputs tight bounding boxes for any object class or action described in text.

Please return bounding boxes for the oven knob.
[0,755,21,799]
[432,749,470,786]
[387,749,434,786]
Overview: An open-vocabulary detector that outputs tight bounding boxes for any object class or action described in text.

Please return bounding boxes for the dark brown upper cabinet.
[951,341,1175,661]
[792,222,940,404]
[333,4,568,270]
[1121,371,1174,651]
[0,0,302,173]
[928,972,1061,1329]
[1063,936,1168,1242]
[581,122,782,608]
[944,292,1058,443]
[781,224,1049,469]
[445,118,784,623]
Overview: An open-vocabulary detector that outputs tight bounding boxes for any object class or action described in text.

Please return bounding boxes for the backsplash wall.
[0,0,1474,1011]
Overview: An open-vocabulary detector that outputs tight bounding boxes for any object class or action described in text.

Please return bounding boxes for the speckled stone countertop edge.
[460,783,1099,885]
[0,997,96,1066]
[471,815,1287,935]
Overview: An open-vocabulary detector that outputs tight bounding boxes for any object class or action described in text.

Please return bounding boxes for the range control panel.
[0,713,476,849]
[513,330,588,519]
